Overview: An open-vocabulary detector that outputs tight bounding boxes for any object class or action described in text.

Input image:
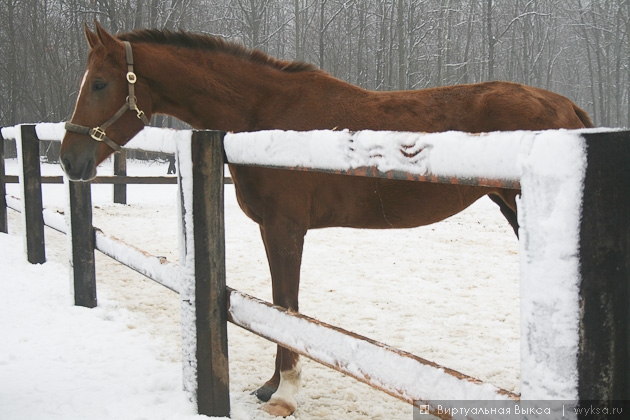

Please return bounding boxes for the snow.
[223,128,614,182]
[171,132,201,399]
[1,126,591,419]
[0,230,203,420]
[35,122,67,141]
[126,126,183,154]
[1,125,19,140]
[517,132,586,401]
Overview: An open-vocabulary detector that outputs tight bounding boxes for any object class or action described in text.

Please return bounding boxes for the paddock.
[1,125,519,418]
[1,157,519,419]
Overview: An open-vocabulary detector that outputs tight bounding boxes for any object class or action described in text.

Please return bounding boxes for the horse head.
[60,22,152,181]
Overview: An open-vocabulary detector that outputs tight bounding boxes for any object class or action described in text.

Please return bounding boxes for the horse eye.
[92,80,107,91]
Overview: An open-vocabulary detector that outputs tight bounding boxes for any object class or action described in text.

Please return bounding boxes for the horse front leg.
[256,222,306,416]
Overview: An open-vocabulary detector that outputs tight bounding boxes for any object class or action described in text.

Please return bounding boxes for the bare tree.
[0,0,628,128]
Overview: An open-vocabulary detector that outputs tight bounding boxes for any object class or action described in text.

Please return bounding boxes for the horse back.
[370,81,592,133]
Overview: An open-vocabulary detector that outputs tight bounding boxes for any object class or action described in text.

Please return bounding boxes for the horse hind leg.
[255,222,306,416]
[488,191,520,237]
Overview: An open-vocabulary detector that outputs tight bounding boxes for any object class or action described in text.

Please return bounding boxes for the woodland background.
[1,0,628,129]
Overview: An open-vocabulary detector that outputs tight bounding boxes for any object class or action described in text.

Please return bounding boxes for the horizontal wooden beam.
[4,175,233,184]
[226,287,517,419]
[240,164,521,189]
[94,228,180,294]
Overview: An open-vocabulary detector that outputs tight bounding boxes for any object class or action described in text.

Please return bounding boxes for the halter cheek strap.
[65,41,150,152]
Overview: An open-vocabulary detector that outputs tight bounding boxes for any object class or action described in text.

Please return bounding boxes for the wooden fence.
[2,124,177,205]
[2,124,629,419]
[0,124,230,414]
[221,128,630,419]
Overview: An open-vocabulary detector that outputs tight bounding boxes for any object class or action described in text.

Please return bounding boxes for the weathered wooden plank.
[113,150,127,204]
[67,180,97,308]
[578,131,630,412]
[19,125,45,264]
[91,175,178,184]
[4,175,234,184]
[192,131,230,416]
[261,165,522,189]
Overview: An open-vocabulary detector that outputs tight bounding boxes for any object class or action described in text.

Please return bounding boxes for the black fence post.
[113,150,127,204]
[192,130,230,416]
[67,179,97,308]
[578,131,630,407]
[1,128,7,234]
[20,124,46,264]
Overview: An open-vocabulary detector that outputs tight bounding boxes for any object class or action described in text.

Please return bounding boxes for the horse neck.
[135,43,367,132]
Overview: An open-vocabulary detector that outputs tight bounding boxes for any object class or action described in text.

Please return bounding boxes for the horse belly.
[229,166,494,230]
[318,178,492,229]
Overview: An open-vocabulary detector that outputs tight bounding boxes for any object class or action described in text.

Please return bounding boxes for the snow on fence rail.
[1,123,186,205]
[224,129,524,189]
[3,124,630,419]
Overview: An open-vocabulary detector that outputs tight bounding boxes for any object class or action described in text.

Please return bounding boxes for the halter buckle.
[90,127,107,142]
[126,71,137,84]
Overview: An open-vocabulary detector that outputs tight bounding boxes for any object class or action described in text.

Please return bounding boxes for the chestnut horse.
[60,22,593,416]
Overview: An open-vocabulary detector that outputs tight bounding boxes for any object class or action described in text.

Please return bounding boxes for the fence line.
[223,128,630,417]
[1,123,231,205]
[1,125,229,415]
[4,124,630,418]
[3,175,178,184]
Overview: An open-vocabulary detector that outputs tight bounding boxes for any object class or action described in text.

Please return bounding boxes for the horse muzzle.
[60,136,99,181]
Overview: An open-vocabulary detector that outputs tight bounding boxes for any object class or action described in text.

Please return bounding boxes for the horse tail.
[574,104,594,128]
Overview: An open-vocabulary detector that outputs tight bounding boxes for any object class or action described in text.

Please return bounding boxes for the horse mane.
[118,28,323,74]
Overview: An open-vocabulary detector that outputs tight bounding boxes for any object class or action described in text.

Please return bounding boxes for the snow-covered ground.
[1,157,520,420]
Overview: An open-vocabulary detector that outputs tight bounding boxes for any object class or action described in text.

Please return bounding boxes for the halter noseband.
[65,41,150,152]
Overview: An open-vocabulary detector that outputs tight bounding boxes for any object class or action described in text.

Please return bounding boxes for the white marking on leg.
[261,363,302,416]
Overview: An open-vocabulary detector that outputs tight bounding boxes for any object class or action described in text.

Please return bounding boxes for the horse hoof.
[252,384,277,402]
[260,399,296,417]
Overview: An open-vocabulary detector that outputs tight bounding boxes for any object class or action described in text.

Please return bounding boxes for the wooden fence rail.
[3,175,179,184]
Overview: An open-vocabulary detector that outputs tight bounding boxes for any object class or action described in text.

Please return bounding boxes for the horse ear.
[84,22,100,49]
[94,20,122,52]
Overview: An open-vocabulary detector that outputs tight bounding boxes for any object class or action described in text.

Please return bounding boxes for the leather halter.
[65,41,150,152]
